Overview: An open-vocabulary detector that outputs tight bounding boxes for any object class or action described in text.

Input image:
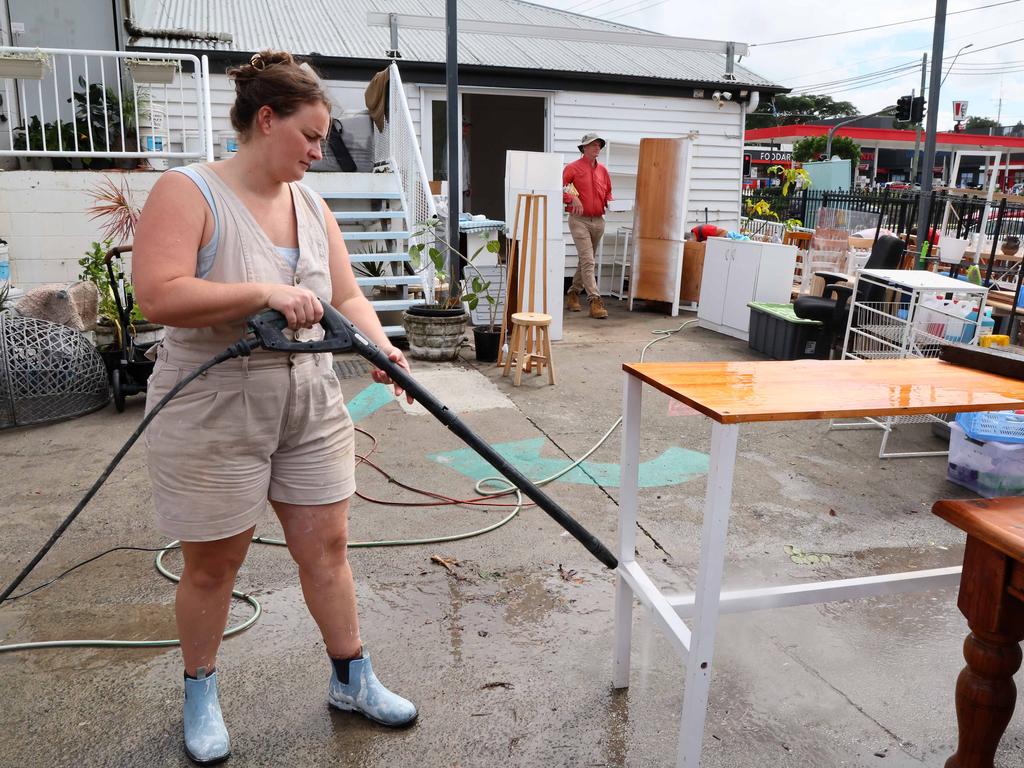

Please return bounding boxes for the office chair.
[793,234,907,357]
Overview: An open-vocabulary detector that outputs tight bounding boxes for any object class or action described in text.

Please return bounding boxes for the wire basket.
[0,313,110,429]
[956,410,1024,444]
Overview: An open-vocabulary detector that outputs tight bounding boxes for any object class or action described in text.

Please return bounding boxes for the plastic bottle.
[961,306,979,343]
[962,306,996,343]
[916,294,947,339]
[944,299,969,342]
[981,306,995,337]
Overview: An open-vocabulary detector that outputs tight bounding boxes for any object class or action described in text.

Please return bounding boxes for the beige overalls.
[144,164,355,542]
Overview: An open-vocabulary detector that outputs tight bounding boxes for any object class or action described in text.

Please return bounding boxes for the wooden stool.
[502,311,555,386]
[932,497,1024,768]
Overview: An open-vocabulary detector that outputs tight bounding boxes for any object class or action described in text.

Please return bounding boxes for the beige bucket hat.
[577,132,606,152]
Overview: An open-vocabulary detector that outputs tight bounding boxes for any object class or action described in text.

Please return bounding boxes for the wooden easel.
[499,193,555,385]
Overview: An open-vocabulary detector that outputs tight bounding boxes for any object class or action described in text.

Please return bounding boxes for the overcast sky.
[537,0,1024,131]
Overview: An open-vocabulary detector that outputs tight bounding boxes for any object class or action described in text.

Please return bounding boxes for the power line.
[752,0,1020,47]
[787,33,1024,95]
[772,14,1023,83]
[793,61,920,90]
[604,0,669,20]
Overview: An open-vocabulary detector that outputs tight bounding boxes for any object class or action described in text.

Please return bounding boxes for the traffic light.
[911,96,925,123]
[895,95,913,122]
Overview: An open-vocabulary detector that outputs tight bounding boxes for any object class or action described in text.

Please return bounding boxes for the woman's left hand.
[372,347,414,404]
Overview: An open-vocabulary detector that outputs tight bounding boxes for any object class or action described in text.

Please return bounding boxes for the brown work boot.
[589,296,608,319]
[565,290,582,312]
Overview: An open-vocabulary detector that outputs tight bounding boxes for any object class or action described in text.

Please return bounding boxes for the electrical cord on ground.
[0,317,697,653]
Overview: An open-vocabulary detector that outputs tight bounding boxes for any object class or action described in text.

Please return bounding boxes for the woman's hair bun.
[226,49,330,137]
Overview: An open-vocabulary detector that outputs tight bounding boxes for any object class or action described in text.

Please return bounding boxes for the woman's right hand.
[264,285,324,329]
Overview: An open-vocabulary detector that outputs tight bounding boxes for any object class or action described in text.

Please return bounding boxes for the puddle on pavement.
[3,603,177,670]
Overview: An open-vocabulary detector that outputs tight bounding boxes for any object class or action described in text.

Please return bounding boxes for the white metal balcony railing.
[0,46,213,164]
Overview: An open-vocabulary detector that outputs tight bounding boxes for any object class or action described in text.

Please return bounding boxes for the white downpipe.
[202,55,214,162]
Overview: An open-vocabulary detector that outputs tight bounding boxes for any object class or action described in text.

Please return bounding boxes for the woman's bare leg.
[176,527,254,675]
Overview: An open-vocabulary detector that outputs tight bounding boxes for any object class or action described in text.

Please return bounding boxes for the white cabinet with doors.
[697,237,798,340]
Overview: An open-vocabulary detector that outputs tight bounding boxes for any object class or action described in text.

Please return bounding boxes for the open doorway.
[464,94,545,221]
[428,93,546,222]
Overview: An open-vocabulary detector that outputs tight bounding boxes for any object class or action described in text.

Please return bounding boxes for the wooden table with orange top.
[613,357,1024,768]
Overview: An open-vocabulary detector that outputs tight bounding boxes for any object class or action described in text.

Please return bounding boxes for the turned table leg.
[945,537,1024,768]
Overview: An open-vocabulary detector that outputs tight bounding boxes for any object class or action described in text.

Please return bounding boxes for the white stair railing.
[374,61,438,297]
[0,46,213,163]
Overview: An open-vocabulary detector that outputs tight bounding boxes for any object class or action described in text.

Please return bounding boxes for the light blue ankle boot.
[328,652,418,727]
[183,668,231,765]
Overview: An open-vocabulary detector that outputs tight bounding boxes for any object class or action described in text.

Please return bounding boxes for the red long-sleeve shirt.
[563,157,612,217]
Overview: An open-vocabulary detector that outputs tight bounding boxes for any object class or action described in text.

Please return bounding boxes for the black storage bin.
[747,302,826,360]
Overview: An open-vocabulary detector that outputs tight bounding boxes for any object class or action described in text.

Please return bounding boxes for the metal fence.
[743,187,1024,245]
[0,46,213,165]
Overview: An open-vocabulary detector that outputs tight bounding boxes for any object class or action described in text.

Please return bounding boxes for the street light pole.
[941,42,973,88]
[826,107,897,159]
[914,0,947,252]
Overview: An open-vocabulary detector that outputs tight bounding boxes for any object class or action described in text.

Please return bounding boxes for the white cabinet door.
[753,242,798,305]
[697,238,731,326]
[721,242,760,332]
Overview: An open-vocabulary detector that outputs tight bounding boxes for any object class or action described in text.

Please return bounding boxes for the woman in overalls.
[133,50,416,765]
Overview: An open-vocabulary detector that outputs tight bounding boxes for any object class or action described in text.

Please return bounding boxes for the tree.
[792,135,861,165]
[746,94,858,131]
[964,116,1001,133]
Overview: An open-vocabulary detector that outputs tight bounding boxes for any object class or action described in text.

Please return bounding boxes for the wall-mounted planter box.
[126,59,178,84]
[0,54,50,80]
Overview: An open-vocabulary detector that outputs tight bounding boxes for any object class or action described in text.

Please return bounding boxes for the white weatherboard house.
[0,0,784,331]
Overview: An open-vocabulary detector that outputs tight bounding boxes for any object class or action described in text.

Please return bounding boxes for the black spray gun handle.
[247,301,618,571]
[248,300,359,354]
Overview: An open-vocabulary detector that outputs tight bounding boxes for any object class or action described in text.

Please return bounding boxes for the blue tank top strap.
[168,165,220,278]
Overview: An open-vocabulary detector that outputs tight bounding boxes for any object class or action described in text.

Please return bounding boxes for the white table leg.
[613,373,643,689]
[677,421,739,768]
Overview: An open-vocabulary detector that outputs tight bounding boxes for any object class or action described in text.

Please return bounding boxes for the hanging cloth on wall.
[364,68,391,132]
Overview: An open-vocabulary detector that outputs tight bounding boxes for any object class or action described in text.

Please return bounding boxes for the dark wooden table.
[932,497,1024,768]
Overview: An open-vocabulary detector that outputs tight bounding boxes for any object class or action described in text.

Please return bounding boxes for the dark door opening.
[463,94,545,222]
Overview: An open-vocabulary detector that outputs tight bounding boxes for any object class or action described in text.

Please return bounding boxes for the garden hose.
[0,313,695,653]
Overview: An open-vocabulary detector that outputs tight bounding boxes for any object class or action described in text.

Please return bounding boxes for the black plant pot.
[472,326,502,363]
[405,304,466,318]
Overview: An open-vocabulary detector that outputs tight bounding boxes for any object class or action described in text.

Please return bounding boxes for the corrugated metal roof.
[128,0,781,89]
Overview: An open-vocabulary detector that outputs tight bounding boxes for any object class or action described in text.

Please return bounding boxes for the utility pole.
[909,53,927,184]
[915,0,946,252]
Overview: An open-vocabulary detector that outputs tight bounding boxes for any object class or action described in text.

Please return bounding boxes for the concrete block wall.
[0,171,159,290]
[0,169,380,290]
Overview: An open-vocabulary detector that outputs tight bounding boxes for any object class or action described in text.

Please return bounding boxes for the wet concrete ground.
[1,300,1022,767]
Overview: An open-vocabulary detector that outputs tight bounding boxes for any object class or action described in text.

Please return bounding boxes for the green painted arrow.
[346,384,708,488]
[346,382,396,423]
[428,437,708,489]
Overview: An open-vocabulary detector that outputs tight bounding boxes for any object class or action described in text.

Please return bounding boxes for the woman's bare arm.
[133,172,321,330]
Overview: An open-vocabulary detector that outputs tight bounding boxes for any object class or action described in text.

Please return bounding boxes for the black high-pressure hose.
[0,339,255,605]
[0,303,617,606]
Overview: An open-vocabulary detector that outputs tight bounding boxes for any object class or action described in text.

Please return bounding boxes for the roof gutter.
[133,48,789,97]
[121,0,233,45]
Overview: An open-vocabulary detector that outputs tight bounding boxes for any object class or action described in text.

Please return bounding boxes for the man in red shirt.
[563,132,612,319]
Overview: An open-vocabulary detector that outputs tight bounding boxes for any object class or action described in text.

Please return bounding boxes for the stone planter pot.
[402,306,468,361]
[1001,237,1020,258]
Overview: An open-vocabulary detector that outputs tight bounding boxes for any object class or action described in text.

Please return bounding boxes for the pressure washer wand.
[250,304,618,570]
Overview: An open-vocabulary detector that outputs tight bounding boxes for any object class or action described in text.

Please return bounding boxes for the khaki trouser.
[568,214,605,299]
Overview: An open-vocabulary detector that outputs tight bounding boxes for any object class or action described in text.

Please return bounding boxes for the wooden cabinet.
[697,238,797,340]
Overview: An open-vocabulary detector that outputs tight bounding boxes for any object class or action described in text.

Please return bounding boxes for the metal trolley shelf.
[834,268,990,458]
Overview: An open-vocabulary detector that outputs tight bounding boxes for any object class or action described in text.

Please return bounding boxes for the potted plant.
[0,49,50,80]
[80,177,162,362]
[126,58,179,85]
[407,219,503,362]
